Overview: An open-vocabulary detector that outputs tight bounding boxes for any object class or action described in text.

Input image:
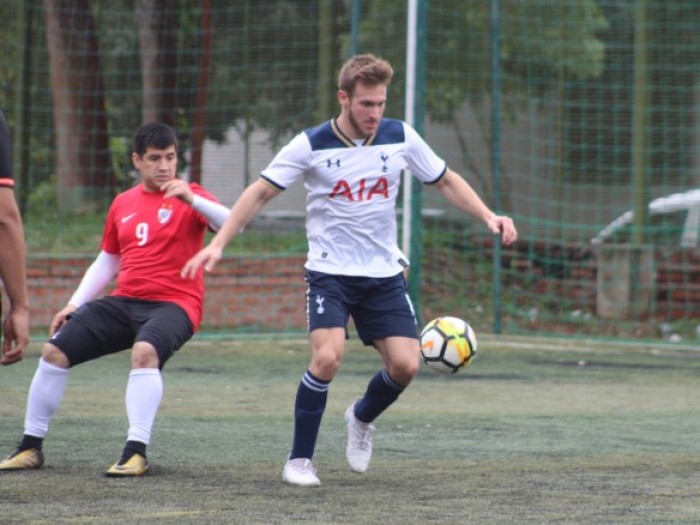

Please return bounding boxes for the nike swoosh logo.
[121,213,137,223]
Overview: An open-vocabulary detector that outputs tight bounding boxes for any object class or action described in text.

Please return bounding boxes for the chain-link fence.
[3,1,700,340]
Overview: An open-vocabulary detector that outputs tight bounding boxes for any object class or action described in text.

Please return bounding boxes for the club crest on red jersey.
[158,203,173,224]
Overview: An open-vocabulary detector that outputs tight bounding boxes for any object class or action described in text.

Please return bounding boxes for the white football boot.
[282,457,321,486]
[344,400,375,473]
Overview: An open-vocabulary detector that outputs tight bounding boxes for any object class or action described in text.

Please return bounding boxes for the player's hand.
[1,306,29,366]
[181,244,224,280]
[486,214,518,246]
[49,304,77,337]
[161,180,194,205]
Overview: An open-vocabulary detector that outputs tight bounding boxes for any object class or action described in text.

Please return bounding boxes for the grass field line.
[30,509,222,524]
[30,328,700,353]
[472,332,700,353]
[180,331,700,354]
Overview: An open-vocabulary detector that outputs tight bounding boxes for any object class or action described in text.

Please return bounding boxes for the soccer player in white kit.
[182,53,518,486]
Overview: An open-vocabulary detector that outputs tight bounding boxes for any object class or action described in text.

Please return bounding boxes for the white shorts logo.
[315,295,325,314]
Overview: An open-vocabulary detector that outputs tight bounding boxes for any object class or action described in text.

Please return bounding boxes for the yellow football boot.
[105,453,149,477]
[0,448,44,471]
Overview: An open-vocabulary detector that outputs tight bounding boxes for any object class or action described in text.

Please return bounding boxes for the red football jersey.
[102,182,219,331]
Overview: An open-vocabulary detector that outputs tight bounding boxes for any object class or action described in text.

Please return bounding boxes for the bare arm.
[181,179,280,278]
[433,169,518,246]
[0,187,29,365]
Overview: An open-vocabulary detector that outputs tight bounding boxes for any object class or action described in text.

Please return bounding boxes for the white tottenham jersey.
[261,118,447,277]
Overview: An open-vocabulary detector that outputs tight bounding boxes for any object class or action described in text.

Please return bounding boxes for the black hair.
[132,122,178,156]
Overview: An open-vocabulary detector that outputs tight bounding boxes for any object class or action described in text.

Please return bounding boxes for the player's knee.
[131,342,160,369]
[41,343,70,368]
[389,357,420,385]
[310,350,342,379]
[406,358,420,378]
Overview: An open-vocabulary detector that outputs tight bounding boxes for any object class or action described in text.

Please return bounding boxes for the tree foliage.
[44,0,114,210]
[12,1,700,208]
[348,0,608,123]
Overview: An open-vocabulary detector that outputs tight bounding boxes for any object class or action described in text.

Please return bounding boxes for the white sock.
[24,359,70,438]
[125,368,162,445]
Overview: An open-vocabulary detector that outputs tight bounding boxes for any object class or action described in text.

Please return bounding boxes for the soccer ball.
[420,316,477,374]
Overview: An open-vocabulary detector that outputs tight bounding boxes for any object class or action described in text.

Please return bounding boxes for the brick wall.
[202,256,308,330]
[502,241,700,318]
[7,247,700,335]
[8,254,308,332]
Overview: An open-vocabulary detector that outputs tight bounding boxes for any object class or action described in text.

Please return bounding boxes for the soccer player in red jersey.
[0,122,229,476]
[0,108,29,367]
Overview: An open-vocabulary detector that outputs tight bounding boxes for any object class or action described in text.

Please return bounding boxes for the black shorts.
[48,296,193,369]
[305,270,419,346]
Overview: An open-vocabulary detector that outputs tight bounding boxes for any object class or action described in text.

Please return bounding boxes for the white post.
[402,0,418,257]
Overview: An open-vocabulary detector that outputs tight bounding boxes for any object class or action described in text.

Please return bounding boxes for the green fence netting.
[2,0,700,342]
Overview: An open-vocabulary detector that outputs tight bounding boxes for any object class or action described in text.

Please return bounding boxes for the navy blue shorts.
[48,296,193,369]
[305,270,419,346]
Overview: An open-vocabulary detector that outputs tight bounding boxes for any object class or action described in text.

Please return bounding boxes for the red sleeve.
[190,182,220,203]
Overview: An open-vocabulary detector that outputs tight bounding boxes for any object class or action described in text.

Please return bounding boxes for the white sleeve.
[191,194,230,231]
[404,123,448,184]
[69,250,121,307]
[260,132,311,189]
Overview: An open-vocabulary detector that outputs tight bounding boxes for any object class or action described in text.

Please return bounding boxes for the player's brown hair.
[338,54,393,97]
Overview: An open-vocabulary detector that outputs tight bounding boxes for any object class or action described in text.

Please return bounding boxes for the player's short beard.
[347,107,371,139]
